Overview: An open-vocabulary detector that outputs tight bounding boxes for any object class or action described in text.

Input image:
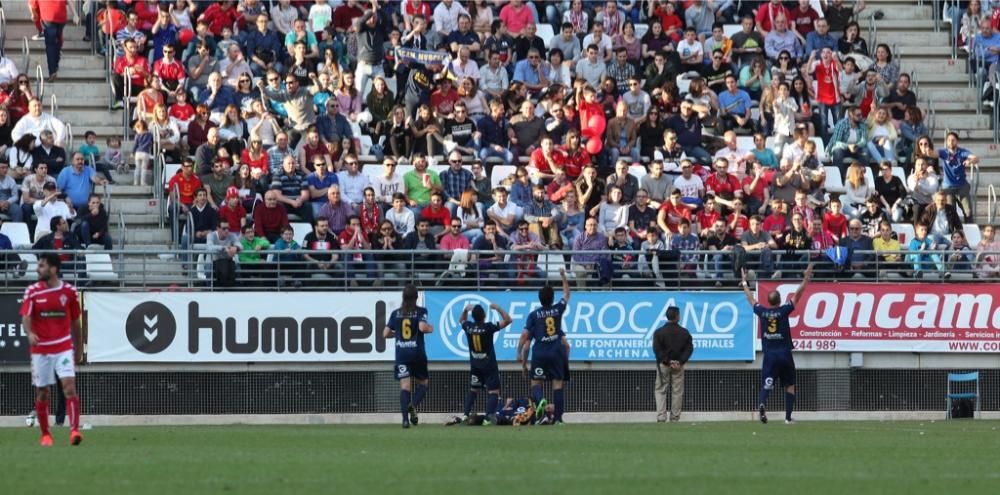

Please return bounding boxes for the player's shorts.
[761,351,796,389]
[469,366,501,390]
[530,354,567,381]
[394,358,429,381]
[31,350,76,387]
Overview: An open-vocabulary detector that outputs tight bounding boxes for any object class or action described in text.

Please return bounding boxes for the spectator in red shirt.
[199,0,241,37]
[762,198,789,238]
[704,158,743,212]
[338,214,377,285]
[153,45,187,92]
[420,191,453,237]
[168,89,196,132]
[333,0,365,34]
[167,159,203,212]
[727,197,750,238]
[529,136,568,183]
[823,197,849,242]
[112,39,150,107]
[253,189,291,242]
[789,0,819,37]
[217,187,248,231]
[560,129,590,179]
[696,195,721,238]
[657,189,694,235]
[430,77,461,118]
[756,0,790,36]
[742,161,771,216]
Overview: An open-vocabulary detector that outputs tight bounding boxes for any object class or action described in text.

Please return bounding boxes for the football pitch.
[2,421,996,494]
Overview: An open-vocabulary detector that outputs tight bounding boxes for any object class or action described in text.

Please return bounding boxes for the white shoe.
[784,419,796,425]
[32,33,44,41]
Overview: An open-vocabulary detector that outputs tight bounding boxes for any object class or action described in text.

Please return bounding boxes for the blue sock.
[785,391,795,421]
[758,387,770,407]
[413,383,428,407]
[400,390,412,422]
[553,388,565,422]
[463,391,477,417]
[530,384,543,405]
[486,393,499,418]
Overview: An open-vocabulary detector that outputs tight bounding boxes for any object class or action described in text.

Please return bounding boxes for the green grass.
[2,421,998,494]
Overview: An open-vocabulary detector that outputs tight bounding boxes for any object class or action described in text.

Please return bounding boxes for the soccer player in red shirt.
[21,253,83,447]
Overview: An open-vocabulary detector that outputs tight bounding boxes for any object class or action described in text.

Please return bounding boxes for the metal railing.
[20,36,28,74]
[50,93,58,116]
[65,122,73,155]
[867,11,879,51]
[928,100,937,139]
[156,153,167,228]
[122,69,133,141]
[993,69,1000,144]
[0,6,7,56]
[168,183,179,245]
[34,64,44,99]
[988,184,998,225]
[117,211,126,250]
[0,248,995,291]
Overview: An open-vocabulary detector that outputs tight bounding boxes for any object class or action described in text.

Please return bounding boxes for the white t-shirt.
[309,5,333,32]
[672,175,705,199]
[676,39,703,62]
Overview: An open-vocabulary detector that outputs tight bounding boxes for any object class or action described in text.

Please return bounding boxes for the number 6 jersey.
[388,307,429,362]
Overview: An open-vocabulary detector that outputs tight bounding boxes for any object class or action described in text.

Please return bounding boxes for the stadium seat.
[628,165,647,181]
[359,135,374,156]
[963,224,982,247]
[634,23,649,38]
[85,252,119,282]
[396,164,415,177]
[946,371,980,419]
[824,166,846,194]
[675,75,692,95]
[1,222,32,248]
[363,165,382,183]
[162,163,182,186]
[809,137,827,163]
[540,253,567,280]
[491,165,517,189]
[537,23,555,48]
[735,136,754,150]
[723,24,741,38]
[429,164,448,176]
[290,222,311,246]
[892,223,916,244]
[891,166,905,183]
[863,167,875,188]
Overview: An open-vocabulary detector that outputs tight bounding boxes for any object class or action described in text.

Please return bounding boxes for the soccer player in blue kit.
[741,264,813,425]
[459,302,513,424]
[517,268,571,424]
[383,284,434,429]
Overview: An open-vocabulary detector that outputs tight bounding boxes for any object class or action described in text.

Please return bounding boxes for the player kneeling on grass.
[517,268,571,424]
[741,264,813,425]
[459,302,512,425]
[383,284,434,429]
[23,253,84,447]
[446,397,556,426]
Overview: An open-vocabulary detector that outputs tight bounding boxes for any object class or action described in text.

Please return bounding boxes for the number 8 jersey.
[388,307,429,362]
[525,299,568,357]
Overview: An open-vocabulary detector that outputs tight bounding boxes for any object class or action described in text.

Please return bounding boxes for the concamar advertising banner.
[756,282,1000,352]
[87,292,403,362]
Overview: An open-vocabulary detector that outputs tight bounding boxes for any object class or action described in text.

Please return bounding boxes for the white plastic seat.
[491,165,518,189]
[891,166,905,183]
[809,137,827,162]
[634,23,649,39]
[628,165,647,181]
[537,23,555,48]
[723,24,741,38]
[963,224,982,247]
[1,222,32,248]
[290,222,312,246]
[892,223,916,245]
[85,253,118,281]
[824,166,846,194]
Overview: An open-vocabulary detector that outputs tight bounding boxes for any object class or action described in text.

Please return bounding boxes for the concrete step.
[907,72,970,85]
[122,213,166,226]
[96,184,153,196]
[931,113,992,130]
[894,46,963,58]
[863,5,933,19]
[111,228,173,244]
[24,39,97,55]
[870,19,937,31]
[46,82,114,100]
[5,24,88,40]
[36,56,110,71]
[56,108,124,126]
[917,88,979,103]
[114,197,167,215]
[902,58,970,74]
[876,31,950,46]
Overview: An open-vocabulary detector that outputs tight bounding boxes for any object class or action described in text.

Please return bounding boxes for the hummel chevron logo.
[144,315,158,340]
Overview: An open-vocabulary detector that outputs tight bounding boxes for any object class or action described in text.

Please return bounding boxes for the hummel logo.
[144,315,158,340]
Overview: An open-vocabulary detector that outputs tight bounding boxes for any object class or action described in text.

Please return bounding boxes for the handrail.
[868,12,879,50]
[21,36,29,74]
[972,160,980,222]
[169,183,179,243]
[157,154,167,228]
[931,0,940,32]
[0,7,7,56]
[993,69,1000,144]
[118,210,126,250]
[50,93,58,117]
[123,68,133,141]
[35,64,44,99]
[973,56,984,115]
[988,184,997,225]
[928,101,937,140]
[65,122,74,155]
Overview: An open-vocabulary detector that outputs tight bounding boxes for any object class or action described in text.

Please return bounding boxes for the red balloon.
[585,115,606,138]
[178,28,195,46]
[585,138,603,155]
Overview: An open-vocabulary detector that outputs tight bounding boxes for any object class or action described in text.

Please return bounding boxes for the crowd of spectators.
[4,0,1000,287]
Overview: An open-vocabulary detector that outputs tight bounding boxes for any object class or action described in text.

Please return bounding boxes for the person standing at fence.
[383,284,434,429]
[651,306,693,423]
[21,253,84,447]
[459,302,512,425]
[741,263,813,425]
[517,268,571,424]
[29,0,79,82]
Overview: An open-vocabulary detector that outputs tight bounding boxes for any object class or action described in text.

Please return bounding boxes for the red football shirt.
[20,282,81,354]
[658,200,692,233]
[167,172,203,205]
[705,173,741,200]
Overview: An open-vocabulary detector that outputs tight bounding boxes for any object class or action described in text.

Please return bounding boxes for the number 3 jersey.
[754,303,794,354]
[525,300,567,358]
[388,307,429,362]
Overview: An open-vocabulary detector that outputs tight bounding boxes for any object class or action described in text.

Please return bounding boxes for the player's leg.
[31,353,56,445]
[462,384,479,420]
[552,379,565,423]
[782,358,797,423]
[54,349,81,443]
[484,372,501,424]
[757,355,775,423]
[397,364,413,428]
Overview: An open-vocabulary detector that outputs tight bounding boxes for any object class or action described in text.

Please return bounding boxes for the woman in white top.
[33,185,76,242]
[455,188,485,242]
[842,162,871,218]
[269,0,299,36]
[596,185,629,238]
[771,81,799,154]
[974,224,1000,279]
[170,0,196,32]
[458,78,490,122]
[906,158,940,222]
[149,103,182,159]
[866,107,897,163]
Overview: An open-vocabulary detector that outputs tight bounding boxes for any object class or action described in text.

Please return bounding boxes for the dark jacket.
[33,232,81,251]
[652,322,694,365]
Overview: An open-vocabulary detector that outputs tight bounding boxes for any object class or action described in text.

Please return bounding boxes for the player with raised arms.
[22,253,84,446]
[517,268,571,424]
[459,301,512,425]
[383,283,434,429]
[741,264,813,424]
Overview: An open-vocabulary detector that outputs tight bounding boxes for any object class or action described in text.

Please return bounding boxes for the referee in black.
[652,307,693,423]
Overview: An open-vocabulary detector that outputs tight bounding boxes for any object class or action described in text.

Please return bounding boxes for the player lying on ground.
[445,397,558,426]
[459,302,512,425]
[741,264,813,425]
